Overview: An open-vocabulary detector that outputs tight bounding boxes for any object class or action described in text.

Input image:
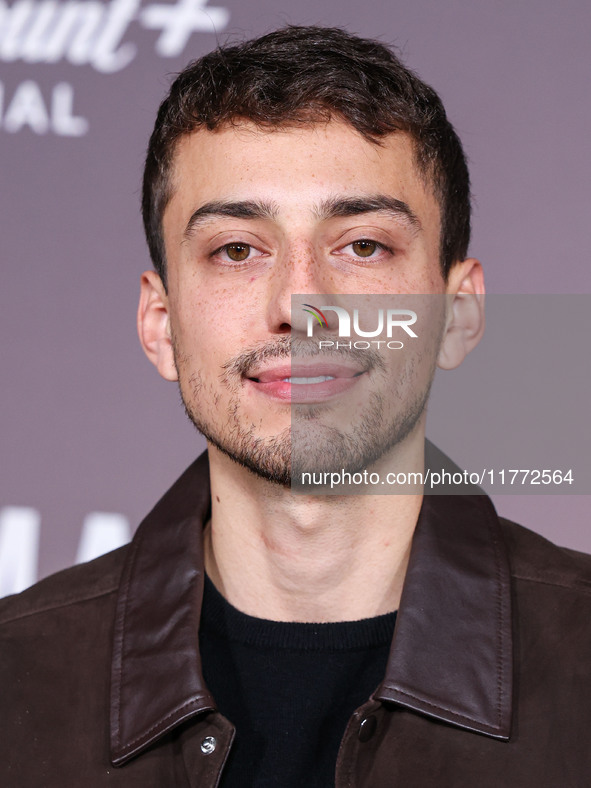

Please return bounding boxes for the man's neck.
[203,444,423,623]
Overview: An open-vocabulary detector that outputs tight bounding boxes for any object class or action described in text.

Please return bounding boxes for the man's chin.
[200,421,372,490]
[182,388,429,491]
[198,424,293,488]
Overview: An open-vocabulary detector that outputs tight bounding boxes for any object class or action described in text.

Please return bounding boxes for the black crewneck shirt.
[199,573,397,788]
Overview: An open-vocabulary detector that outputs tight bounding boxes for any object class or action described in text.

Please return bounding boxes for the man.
[1,25,590,787]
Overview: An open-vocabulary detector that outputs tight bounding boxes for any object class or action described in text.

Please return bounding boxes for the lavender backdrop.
[2,0,590,595]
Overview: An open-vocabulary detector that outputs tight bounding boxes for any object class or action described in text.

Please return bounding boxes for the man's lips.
[245,362,367,402]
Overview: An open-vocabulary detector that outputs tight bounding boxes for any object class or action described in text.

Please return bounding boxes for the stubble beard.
[173,334,437,488]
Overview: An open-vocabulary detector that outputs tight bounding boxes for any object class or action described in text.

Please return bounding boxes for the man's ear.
[137,270,178,382]
[437,258,485,371]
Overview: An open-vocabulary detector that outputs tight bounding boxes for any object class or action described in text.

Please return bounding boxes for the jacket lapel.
[376,494,513,739]
[110,453,214,765]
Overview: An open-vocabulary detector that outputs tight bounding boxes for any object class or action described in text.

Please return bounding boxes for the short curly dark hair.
[142,25,471,288]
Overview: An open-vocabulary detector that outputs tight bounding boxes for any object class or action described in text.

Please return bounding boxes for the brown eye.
[225,243,251,261]
[352,240,377,257]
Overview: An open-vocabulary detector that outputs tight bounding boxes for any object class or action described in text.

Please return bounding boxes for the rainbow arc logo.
[302,304,328,328]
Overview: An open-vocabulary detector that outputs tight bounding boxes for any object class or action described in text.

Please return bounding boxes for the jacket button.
[201,736,217,754]
[358,715,377,742]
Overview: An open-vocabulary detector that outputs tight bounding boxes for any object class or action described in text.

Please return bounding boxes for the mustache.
[221,336,387,380]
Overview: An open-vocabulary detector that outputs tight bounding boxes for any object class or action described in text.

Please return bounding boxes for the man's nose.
[263,248,338,335]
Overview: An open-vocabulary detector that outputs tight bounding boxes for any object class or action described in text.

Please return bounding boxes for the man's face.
[151,119,466,485]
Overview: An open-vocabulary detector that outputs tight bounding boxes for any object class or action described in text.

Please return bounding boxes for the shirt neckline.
[200,572,397,652]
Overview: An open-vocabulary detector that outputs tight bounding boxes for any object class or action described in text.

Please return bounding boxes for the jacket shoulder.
[499,516,591,595]
[0,544,129,626]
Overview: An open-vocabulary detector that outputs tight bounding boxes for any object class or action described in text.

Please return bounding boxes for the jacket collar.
[374,493,512,739]
[110,452,512,765]
[110,453,214,766]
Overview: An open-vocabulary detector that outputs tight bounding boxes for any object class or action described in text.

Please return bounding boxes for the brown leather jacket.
[1,452,591,786]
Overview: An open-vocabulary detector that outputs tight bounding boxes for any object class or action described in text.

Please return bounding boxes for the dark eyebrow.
[316,194,422,232]
[183,194,421,239]
[184,200,278,237]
